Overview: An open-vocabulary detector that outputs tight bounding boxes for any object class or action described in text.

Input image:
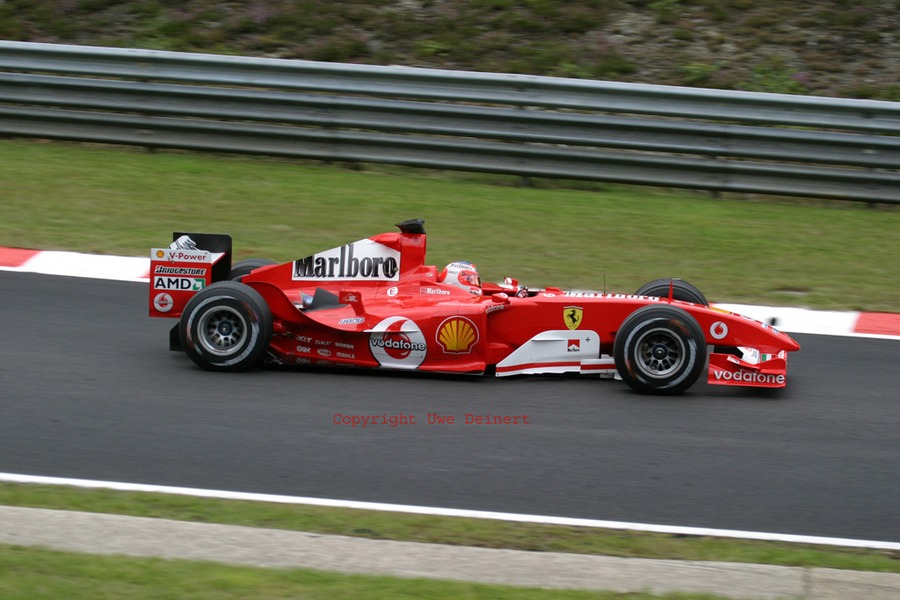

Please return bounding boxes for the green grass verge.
[1,484,897,575]
[2,139,899,312]
[0,545,737,600]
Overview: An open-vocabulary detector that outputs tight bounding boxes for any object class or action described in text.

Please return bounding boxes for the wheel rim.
[197,306,247,356]
[633,327,686,379]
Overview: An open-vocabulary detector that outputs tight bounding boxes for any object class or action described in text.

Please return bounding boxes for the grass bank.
[2,0,897,100]
[0,543,739,600]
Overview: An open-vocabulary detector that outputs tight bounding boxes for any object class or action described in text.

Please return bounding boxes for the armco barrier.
[0,41,898,203]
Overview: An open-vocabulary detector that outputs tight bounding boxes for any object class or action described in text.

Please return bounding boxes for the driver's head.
[439,261,481,296]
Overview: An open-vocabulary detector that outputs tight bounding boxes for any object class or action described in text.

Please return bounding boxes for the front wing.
[707,349,789,388]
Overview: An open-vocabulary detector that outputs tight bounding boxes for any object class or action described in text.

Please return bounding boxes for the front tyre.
[634,278,708,306]
[614,305,706,395]
[179,281,273,371]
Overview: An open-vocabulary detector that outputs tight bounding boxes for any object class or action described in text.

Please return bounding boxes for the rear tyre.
[179,281,273,371]
[614,305,706,395]
[634,278,708,306]
[229,258,277,281]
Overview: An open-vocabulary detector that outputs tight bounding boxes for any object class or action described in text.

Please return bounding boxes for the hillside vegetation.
[1,0,898,100]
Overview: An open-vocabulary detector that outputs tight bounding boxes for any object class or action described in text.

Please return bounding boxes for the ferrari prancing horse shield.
[563,306,583,330]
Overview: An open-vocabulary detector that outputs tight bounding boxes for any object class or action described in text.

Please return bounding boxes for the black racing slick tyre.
[614,305,707,395]
[178,281,273,372]
[228,258,277,281]
[634,278,709,306]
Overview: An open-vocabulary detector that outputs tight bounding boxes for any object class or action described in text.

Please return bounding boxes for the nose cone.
[762,325,800,353]
[784,333,801,352]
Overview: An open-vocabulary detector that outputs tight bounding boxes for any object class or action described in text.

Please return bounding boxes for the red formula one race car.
[149,220,800,395]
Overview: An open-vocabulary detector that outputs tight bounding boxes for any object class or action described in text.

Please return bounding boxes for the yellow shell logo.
[156,250,165,258]
[437,317,479,354]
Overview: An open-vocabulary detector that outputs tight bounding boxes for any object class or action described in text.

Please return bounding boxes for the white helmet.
[439,261,481,296]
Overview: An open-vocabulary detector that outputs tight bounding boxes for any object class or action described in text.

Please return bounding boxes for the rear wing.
[149,233,232,319]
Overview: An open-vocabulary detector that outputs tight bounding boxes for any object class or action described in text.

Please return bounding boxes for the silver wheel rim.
[197,306,247,356]
[634,326,686,379]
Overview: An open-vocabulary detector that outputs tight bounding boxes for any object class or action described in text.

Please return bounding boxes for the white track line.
[1,473,897,551]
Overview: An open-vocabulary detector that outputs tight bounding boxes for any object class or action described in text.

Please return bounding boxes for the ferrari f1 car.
[149,220,799,395]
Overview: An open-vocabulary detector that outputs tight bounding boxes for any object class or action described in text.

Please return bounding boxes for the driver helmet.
[439,261,482,296]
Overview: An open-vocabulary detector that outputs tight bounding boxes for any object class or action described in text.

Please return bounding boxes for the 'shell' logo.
[436,317,479,354]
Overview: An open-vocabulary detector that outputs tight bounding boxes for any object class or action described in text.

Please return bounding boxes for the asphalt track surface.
[1,271,898,544]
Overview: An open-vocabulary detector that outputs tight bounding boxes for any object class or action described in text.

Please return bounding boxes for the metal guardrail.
[0,41,898,203]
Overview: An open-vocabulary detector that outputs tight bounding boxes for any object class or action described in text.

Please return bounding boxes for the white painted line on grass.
[2,472,897,551]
